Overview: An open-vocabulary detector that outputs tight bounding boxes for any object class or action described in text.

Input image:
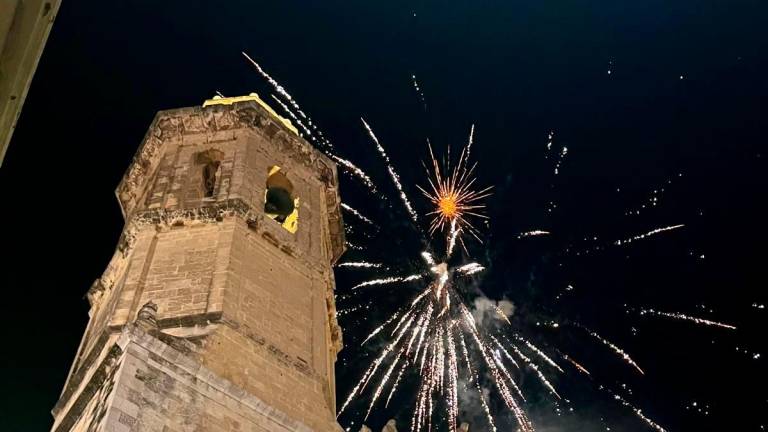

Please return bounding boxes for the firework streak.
[638,308,736,330]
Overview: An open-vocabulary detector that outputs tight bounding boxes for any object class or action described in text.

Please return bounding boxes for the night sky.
[1,1,767,431]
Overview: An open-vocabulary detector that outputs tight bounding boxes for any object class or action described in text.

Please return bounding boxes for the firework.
[417,134,493,255]
[242,59,739,432]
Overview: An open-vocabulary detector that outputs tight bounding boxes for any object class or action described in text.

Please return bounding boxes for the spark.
[466,124,475,159]
[345,241,364,251]
[516,335,564,373]
[270,95,312,137]
[508,341,562,399]
[337,262,385,269]
[554,145,568,175]
[614,224,685,246]
[242,52,330,149]
[332,155,379,194]
[623,174,682,217]
[421,251,436,266]
[585,329,645,375]
[455,262,485,276]
[243,52,305,118]
[518,230,551,238]
[562,353,591,376]
[638,308,737,330]
[609,390,667,432]
[341,203,377,226]
[361,118,419,223]
[352,274,424,290]
[362,312,402,345]
[411,74,427,109]
[447,220,460,257]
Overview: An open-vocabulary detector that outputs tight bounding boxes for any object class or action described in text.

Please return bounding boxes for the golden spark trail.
[508,342,562,399]
[476,381,498,432]
[351,274,423,290]
[586,329,645,375]
[361,118,419,222]
[460,305,533,431]
[411,74,427,110]
[518,230,551,238]
[421,251,436,266]
[337,261,384,269]
[242,52,305,119]
[516,335,564,373]
[345,241,364,251]
[466,124,475,159]
[490,337,519,370]
[365,348,406,420]
[447,219,459,257]
[362,311,401,345]
[614,224,685,246]
[609,390,668,432]
[332,155,379,194]
[385,362,407,408]
[491,348,526,400]
[269,95,313,137]
[554,145,568,175]
[562,353,591,376]
[341,203,377,226]
[458,330,473,377]
[639,308,737,329]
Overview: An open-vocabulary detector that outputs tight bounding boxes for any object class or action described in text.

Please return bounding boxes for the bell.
[265,187,295,222]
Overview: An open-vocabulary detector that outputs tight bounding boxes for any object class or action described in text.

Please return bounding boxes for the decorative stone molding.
[114,99,346,264]
[135,301,158,333]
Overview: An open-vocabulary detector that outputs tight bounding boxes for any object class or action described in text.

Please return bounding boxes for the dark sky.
[1,1,767,431]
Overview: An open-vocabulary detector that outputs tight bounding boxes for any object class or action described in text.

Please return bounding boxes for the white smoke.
[471,296,515,328]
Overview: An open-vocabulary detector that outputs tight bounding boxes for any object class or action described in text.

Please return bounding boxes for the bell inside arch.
[265,186,295,222]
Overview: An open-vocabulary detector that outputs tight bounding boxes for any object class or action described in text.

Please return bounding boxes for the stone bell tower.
[51,94,346,432]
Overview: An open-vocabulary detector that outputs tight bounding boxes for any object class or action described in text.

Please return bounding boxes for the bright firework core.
[438,195,459,219]
[418,137,493,256]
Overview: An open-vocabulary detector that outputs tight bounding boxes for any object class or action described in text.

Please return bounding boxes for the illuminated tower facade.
[51,94,346,432]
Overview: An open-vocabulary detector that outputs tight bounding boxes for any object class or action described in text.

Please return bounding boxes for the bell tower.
[51,94,346,432]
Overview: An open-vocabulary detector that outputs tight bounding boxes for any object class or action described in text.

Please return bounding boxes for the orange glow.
[438,194,459,219]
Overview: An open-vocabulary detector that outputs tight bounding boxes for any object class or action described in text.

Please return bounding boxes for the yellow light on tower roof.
[202,92,298,136]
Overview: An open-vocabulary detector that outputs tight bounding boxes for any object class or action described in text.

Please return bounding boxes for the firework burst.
[243,54,743,432]
[417,134,493,256]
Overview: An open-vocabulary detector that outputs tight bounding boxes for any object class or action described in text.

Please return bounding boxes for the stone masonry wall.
[54,99,346,432]
[65,325,338,432]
